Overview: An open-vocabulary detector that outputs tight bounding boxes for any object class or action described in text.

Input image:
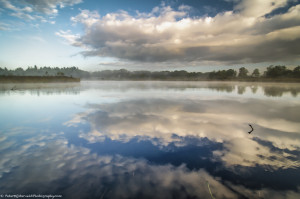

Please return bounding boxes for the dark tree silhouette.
[265,65,290,78]
[238,67,249,78]
[252,68,260,77]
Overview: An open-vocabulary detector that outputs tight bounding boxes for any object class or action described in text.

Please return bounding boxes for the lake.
[0,81,300,199]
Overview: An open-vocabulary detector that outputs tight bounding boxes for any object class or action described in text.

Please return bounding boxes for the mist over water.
[0,81,300,199]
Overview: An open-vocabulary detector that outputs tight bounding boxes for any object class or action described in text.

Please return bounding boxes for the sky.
[0,0,300,72]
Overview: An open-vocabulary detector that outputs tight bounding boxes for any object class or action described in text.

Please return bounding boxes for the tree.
[15,67,24,76]
[172,70,188,78]
[238,67,249,78]
[293,66,300,78]
[226,69,237,78]
[57,72,64,76]
[209,69,236,80]
[265,65,289,78]
[252,68,260,77]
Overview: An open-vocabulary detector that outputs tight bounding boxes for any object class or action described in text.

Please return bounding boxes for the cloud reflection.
[1,128,299,199]
[1,81,300,198]
[64,97,300,171]
[0,128,236,198]
[0,83,80,96]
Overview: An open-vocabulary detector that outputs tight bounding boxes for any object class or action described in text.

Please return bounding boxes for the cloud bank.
[58,0,300,66]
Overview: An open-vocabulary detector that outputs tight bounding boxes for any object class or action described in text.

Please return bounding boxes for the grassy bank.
[0,76,80,83]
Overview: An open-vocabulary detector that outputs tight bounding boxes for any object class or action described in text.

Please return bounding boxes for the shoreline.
[1,76,300,83]
[0,76,80,83]
[80,78,300,83]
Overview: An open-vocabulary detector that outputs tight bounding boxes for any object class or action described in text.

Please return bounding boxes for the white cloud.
[10,11,36,20]
[235,0,288,18]
[71,9,100,27]
[0,0,82,24]
[22,0,82,15]
[55,30,81,46]
[0,22,11,31]
[59,0,300,66]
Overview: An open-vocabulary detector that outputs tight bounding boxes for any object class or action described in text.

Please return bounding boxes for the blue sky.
[0,0,300,72]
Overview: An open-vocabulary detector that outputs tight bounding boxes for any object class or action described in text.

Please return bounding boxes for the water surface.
[0,81,300,199]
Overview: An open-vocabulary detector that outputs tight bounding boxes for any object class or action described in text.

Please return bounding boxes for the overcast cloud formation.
[57,0,300,65]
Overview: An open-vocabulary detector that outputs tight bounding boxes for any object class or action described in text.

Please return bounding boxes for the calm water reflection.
[0,81,300,199]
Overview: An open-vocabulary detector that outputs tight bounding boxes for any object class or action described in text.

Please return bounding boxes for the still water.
[0,81,300,199]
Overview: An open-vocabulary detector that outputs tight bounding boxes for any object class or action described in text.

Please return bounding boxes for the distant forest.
[1,65,300,81]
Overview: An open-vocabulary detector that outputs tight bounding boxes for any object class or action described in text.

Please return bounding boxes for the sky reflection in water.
[0,81,300,199]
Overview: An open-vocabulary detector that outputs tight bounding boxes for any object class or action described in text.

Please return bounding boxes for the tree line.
[1,65,300,80]
[0,66,90,78]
